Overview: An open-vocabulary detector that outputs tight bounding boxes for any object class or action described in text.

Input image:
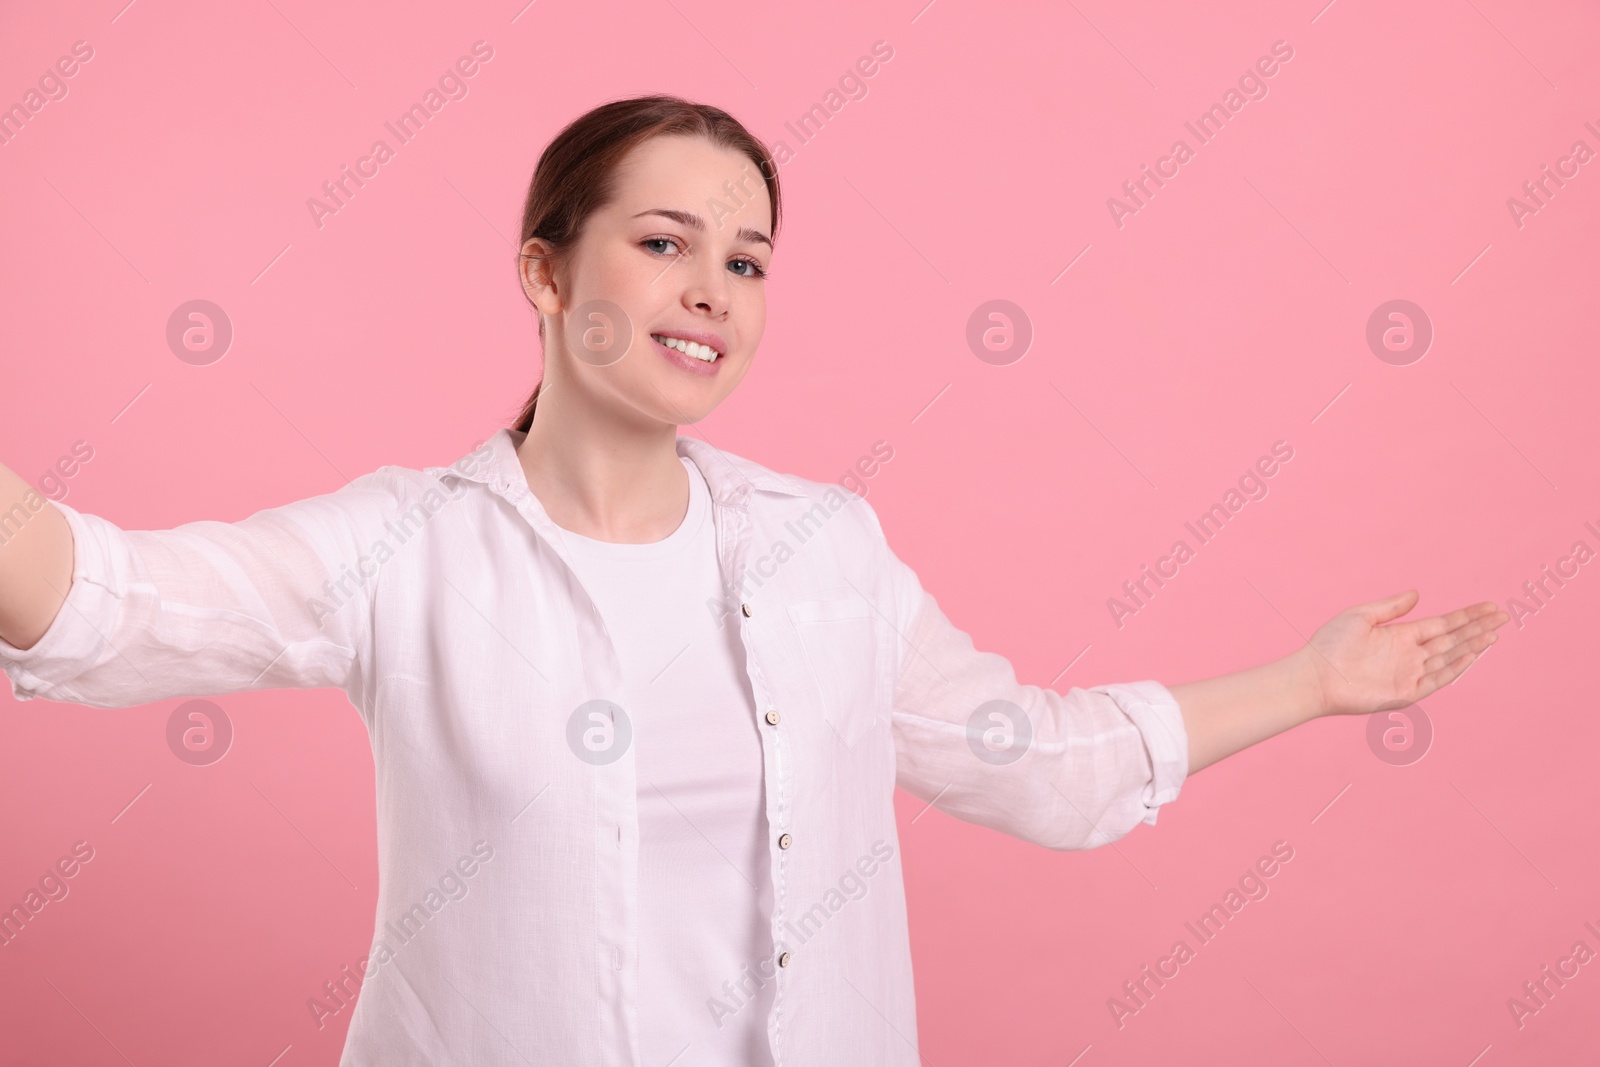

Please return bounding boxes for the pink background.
[3,0,1598,1063]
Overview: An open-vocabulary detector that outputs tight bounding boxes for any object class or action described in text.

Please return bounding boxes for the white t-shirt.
[561,455,774,1065]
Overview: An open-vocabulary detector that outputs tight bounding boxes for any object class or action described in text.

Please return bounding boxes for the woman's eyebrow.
[632,208,771,250]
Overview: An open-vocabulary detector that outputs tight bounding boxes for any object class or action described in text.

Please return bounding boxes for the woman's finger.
[1422,629,1497,674]
[1407,601,1502,644]
[1360,589,1420,625]
[1419,613,1505,657]
[1417,649,1482,696]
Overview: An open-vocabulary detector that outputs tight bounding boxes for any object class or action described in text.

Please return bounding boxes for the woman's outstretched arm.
[0,460,74,651]
[868,488,1510,849]
[0,459,423,709]
[1170,590,1508,776]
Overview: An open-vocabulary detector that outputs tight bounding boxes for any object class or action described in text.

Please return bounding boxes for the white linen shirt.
[0,426,1190,1066]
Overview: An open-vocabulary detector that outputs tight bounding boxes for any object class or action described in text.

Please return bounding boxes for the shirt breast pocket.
[785,596,884,750]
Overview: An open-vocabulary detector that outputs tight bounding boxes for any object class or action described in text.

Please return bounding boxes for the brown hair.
[511,95,782,434]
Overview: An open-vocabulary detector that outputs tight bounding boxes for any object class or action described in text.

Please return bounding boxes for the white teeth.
[652,334,719,361]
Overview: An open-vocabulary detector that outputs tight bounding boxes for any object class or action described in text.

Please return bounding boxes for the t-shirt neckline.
[558,456,709,561]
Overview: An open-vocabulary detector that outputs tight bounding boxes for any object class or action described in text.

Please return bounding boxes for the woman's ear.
[519,238,563,317]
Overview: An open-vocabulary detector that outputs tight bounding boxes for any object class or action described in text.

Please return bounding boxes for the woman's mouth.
[650,333,721,362]
[650,332,724,376]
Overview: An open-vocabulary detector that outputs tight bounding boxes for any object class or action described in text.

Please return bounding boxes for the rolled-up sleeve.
[865,504,1188,850]
[0,470,412,709]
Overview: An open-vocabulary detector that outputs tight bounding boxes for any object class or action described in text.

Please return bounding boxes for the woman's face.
[521,134,774,428]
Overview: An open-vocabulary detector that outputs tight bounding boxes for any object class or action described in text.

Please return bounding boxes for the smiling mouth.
[650,333,722,362]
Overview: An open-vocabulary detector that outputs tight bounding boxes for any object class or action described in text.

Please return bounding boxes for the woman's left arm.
[1170,589,1508,776]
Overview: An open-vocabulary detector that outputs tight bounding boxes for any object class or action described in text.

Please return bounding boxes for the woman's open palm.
[1306,590,1508,716]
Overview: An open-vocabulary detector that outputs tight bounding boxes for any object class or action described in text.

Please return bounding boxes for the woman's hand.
[1171,588,1507,775]
[1302,590,1508,717]
[0,461,76,651]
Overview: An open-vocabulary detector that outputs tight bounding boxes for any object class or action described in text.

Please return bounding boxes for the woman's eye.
[642,236,766,279]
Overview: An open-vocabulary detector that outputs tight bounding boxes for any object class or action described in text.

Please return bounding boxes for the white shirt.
[560,455,774,1064]
[0,426,1190,1066]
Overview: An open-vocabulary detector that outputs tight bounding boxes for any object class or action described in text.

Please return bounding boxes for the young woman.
[0,95,1506,1066]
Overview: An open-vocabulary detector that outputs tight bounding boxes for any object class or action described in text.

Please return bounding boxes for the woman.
[0,95,1505,1066]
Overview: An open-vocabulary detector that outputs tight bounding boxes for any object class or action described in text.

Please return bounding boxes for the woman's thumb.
[1361,588,1419,624]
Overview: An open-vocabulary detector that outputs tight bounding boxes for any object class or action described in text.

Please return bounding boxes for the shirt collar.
[433,427,811,506]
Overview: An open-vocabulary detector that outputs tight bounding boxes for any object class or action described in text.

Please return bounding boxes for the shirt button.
[765,710,781,726]
[741,603,752,617]
[777,833,792,850]
[777,951,792,968]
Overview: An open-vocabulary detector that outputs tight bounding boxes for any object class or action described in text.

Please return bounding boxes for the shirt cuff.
[1088,678,1190,826]
[0,501,121,702]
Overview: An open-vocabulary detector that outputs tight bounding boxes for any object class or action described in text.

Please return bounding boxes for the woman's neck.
[515,394,689,545]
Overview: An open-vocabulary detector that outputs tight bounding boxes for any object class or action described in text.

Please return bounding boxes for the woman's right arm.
[0,460,75,651]
[0,456,424,710]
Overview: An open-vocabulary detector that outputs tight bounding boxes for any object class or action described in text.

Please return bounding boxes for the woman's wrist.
[1283,644,1333,722]
[1171,645,1331,775]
